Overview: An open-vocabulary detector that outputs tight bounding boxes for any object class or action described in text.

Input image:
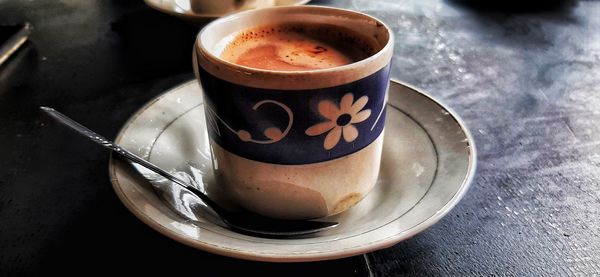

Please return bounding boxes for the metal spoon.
[40,107,338,237]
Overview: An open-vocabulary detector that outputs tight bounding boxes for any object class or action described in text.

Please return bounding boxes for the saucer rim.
[108,78,477,262]
[143,0,311,20]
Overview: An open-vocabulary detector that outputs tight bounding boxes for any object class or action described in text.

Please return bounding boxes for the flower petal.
[305,121,336,136]
[350,95,369,114]
[318,100,341,120]
[324,126,342,150]
[343,125,359,142]
[264,127,283,141]
[340,93,354,112]
[351,109,371,123]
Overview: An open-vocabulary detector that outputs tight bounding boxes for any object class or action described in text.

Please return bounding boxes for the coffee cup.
[193,6,393,220]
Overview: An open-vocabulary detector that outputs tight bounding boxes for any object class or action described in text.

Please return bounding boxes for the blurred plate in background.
[144,0,311,24]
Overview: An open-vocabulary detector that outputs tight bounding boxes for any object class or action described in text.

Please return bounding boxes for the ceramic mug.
[193,6,393,220]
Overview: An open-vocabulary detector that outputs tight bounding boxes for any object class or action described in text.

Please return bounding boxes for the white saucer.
[109,79,476,262]
[144,0,311,23]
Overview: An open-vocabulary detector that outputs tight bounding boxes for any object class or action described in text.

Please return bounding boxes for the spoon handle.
[39,107,222,213]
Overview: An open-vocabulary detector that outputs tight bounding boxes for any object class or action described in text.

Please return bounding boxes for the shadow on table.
[33,160,371,276]
[110,8,202,82]
[444,0,581,51]
[35,196,372,275]
[448,0,578,13]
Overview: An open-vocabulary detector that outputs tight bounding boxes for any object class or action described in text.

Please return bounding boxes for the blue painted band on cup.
[197,64,391,165]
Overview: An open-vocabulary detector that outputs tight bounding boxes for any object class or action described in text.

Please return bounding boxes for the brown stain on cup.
[231,180,329,220]
[332,193,363,215]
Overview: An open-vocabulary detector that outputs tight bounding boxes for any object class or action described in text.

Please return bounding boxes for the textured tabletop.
[0,0,599,275]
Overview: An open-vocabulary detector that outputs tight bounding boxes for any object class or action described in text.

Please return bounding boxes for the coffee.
[220,23,375,71]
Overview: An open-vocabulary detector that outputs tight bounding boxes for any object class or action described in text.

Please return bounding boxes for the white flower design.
[305,93,371,150]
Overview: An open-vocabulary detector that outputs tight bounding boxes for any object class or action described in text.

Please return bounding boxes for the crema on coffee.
[221,23,375,71]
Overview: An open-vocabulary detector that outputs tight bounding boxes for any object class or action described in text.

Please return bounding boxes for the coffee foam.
[220,23,376,71]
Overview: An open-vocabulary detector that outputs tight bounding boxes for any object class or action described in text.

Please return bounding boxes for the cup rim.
[196,5,394,76]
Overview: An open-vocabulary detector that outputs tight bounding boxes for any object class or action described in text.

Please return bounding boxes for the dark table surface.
[1,0,599,275]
